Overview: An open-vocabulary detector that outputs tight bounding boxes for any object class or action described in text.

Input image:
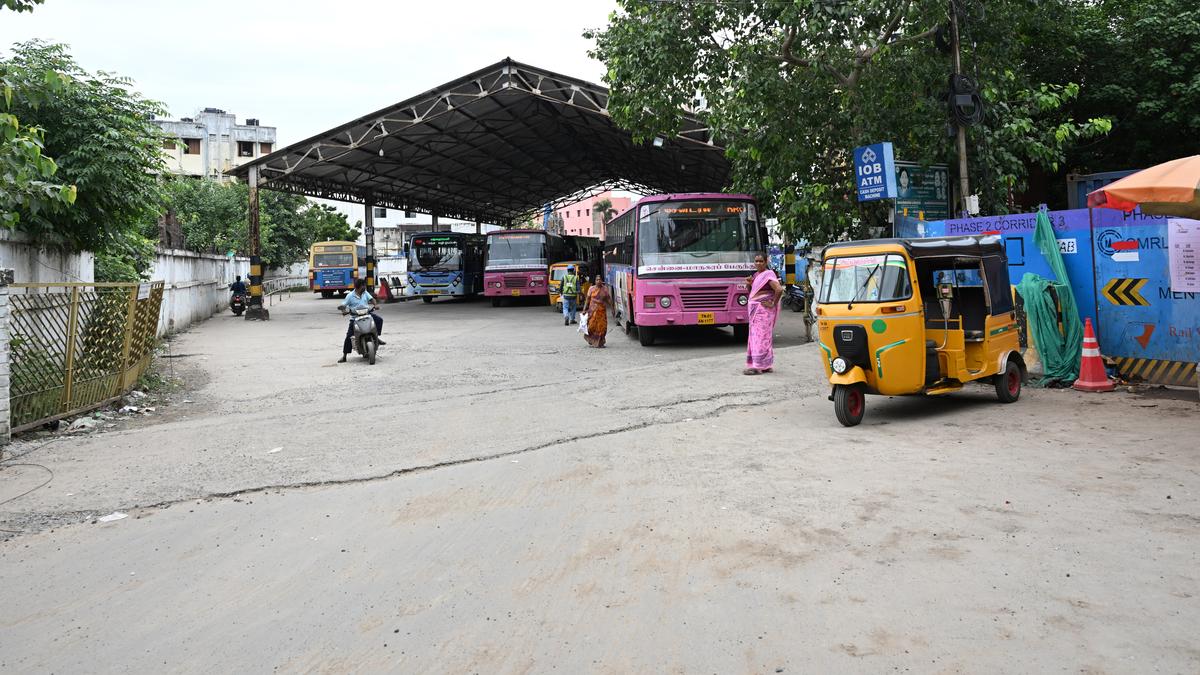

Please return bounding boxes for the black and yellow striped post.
[245,164,270,320]
[364,200,376,293]
[784,244,796,286]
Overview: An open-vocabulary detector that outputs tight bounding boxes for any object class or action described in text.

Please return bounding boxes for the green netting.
[1014,210,1083,385]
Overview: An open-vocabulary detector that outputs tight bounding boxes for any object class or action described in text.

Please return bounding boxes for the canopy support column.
[431,212,440,232]
[245,164,269,321]
[364,200,376,293]
[475,218,481,234]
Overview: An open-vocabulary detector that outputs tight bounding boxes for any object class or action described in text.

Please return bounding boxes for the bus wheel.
[338,291,347,299]
[733,324,749,341]
[491,298,501,308]
[638,325,656,347]
[321,291,333,299]
[833,384,866,427]
[422,297,433,304]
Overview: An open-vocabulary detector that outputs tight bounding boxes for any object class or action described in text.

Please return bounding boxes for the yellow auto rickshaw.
[816,235,1024,426]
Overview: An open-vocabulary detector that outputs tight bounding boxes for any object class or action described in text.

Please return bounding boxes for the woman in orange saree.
[584,275,614,347]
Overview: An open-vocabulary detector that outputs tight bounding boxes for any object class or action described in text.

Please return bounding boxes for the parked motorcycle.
[781,285,807,313]
[343,307,380,365]
[230,292,247,316]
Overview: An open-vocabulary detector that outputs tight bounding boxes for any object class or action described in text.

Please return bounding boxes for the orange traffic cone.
[378,278,392,303]
[1073,318,1114,392]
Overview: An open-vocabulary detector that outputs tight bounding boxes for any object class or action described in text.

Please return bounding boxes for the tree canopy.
[588,0,1116,244]
[2,40,168,279]
[158,178,360,269]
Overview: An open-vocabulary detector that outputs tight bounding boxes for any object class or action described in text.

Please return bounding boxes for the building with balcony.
[154,108,277,181]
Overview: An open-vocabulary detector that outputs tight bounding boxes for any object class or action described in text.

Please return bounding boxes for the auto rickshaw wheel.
[995,360,1022,403]
[833,384,866,427]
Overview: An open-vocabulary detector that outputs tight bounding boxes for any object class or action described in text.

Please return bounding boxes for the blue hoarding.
[916,209,1099,329]
[853,142,897,202]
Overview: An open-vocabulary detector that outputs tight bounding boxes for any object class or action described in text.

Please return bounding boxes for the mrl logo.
[1095,229,1165,255]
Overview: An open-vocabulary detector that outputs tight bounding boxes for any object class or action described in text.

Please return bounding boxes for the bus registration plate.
[426,290,441,295]
[510,289,521,297]
[697,312,715,325]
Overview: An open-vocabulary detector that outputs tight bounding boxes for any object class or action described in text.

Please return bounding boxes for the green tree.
[592,198,618,224]
[588,1,1110,244]
[158,178,359,267]
[2,41,168,279]
[1,0,45,12]
[1068,0,1200,172]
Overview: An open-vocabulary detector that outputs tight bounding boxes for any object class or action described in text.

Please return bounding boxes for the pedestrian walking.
[744,253,782,374]
[583,274,614,348]
[561,265,580,325]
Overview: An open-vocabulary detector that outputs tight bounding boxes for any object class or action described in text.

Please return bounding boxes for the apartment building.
[551,190,633,239]
[154,108,277,181]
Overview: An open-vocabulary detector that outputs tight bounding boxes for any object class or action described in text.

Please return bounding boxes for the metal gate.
[8,282,164,432]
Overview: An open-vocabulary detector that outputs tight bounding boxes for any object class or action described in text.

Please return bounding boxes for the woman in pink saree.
[744,253,783,375]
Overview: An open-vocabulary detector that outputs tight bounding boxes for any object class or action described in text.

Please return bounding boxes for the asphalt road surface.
[2,292,1198,673]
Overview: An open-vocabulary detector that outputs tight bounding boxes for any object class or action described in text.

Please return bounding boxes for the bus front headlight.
[737,295,748,306]
[659,296,672,309]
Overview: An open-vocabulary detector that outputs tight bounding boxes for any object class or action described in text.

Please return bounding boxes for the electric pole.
[950,2,971,216]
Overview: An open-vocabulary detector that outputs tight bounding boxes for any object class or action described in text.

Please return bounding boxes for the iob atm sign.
[854,142,897,202]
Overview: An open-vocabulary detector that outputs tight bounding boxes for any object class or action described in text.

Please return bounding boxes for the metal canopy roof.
[229,59,730,224]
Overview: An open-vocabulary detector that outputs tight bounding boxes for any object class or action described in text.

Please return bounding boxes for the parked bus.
[405,232,487,303]
[604,193,767,346]
[309,241,365,298]
[483,229,572,306]
[564,234,602,277]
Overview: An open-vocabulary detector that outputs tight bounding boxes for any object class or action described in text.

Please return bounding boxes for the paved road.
[2,293,1198,673]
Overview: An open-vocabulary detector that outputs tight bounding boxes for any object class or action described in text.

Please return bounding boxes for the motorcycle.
[781,285,807,313]
[343,307,380,365]
[230,292,247,317]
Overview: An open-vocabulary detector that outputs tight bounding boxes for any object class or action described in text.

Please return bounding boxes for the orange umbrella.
[1087,154,1200,219]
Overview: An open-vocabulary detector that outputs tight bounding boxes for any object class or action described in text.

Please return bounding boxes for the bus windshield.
[314,252,353,268]
[820,254,912,304]
[637,201,760,273]
[409,238,461,272]
[488,233,546,268]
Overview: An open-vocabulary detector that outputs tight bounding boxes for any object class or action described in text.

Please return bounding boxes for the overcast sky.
[0,0,617,146]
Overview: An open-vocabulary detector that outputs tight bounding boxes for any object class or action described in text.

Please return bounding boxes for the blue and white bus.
[405,232,487,303]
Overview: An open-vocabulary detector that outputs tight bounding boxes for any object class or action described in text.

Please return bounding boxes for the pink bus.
[484,229,572,307]
[604,193,767,346]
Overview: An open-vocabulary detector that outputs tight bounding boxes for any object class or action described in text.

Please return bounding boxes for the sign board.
[136,283,152,301]
[894,161,950,221]
[853,142,897,202]
[1167,218,1200,292]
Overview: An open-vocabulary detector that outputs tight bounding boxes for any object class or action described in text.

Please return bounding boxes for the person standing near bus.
[561,266,580,325]
[744,253,783,374]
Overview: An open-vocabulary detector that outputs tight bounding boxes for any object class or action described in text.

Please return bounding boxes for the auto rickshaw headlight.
[832,357,849,374]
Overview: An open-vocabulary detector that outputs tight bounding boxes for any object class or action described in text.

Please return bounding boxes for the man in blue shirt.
[229,276,247,295]
[338,279,385,362]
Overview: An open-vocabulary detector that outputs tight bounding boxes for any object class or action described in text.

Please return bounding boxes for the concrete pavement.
[2,293,1198,673]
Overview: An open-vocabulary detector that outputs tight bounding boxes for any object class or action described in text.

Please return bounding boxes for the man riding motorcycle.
[229,275,247,296]
[338,279,385,363]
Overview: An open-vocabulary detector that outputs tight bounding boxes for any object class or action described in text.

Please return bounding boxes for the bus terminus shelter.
[228,59,731,319]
